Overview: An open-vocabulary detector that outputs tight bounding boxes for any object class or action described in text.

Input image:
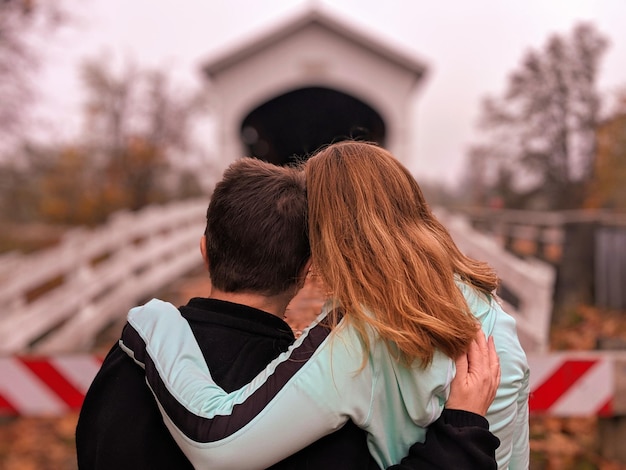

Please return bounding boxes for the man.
[76,157,500,469]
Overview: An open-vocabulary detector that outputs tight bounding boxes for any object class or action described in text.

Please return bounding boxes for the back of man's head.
[205,157,310,296]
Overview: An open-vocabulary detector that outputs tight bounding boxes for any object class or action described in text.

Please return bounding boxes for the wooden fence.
[462,208,626,311]
[0,199,207,355]
[596,226,626,310]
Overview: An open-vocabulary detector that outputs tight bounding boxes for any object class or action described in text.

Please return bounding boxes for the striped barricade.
[0,355,102,416]
[527,352,626,417]
[1,352,625,417]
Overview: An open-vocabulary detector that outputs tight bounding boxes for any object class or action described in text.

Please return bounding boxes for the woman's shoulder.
[454,279,493,309]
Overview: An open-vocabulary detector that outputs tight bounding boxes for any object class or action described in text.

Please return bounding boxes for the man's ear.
[200,236,209,269]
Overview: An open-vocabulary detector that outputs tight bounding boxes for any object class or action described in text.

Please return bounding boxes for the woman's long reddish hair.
[305,141,498,366]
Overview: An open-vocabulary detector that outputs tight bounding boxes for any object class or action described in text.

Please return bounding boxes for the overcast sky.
[37,0,626,185]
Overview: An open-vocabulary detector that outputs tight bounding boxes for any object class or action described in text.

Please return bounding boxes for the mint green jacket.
[120,282,529,469]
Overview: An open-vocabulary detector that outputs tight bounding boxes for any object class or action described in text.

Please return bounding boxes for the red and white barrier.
[528,353,617,417]
[0,356,102,416]
[0,353,624,417]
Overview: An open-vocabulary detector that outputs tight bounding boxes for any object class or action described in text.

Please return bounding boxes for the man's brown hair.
[205,157,309,296]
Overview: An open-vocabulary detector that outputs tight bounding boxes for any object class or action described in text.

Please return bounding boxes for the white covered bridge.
[201,4,428,170]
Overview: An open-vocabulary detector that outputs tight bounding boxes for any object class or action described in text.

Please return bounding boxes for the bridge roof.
[201,5,428,79]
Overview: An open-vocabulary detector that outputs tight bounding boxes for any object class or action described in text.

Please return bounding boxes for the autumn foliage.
[0,56,208,229]
[585,108,626,210]
[34,137,171,225]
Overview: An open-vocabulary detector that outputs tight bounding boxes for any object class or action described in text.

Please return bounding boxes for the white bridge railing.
[436,209,555,353]
[0,203,554,355]
[0,198,207,355]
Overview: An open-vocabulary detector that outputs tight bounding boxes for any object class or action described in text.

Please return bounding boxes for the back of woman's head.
[305,141,497,365]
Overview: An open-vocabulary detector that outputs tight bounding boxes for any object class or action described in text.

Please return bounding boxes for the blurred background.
[1,0,626,468]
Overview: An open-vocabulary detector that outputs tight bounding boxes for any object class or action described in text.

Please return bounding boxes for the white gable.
[202,5,428,166]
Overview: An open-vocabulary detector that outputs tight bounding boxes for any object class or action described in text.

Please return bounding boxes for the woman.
[121,141,529,469]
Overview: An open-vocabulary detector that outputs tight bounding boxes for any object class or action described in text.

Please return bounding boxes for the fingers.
[488,335,501,389]
[467,329,486,373]
[472,331,500,408]
[446,329,501,416]
[454,345,469,380]
[466,328,490,381]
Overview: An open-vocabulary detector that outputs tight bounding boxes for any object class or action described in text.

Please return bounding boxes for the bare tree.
[0,0,65,151]
[470,23,608,210]
[80,58,209,210]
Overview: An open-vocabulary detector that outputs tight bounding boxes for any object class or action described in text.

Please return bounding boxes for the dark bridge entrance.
[240,87,386,166]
